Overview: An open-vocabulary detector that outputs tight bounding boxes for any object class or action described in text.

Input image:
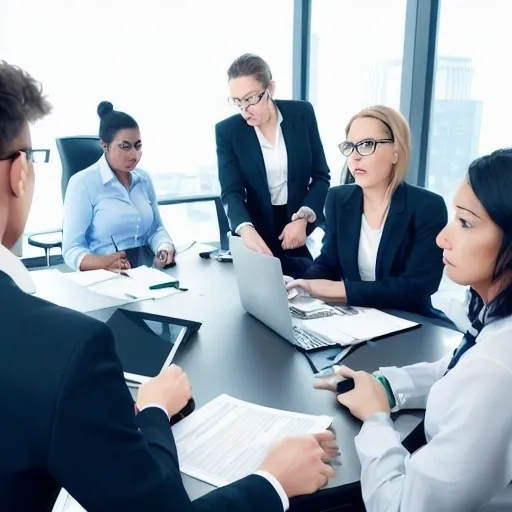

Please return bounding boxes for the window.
[309,0,407,185]
[1,0,293,246]
[426,0,512,205]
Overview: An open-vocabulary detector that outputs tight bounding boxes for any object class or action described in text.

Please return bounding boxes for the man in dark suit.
[0,62,335,512]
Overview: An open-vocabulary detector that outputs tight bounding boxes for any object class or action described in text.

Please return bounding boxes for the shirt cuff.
[235,222,254,235]
[74,250,89,272]
[254,471,289,511]
[138,403,170,420]
[378,366,416,412]
[292,206,316,223]
[362,412,394,429]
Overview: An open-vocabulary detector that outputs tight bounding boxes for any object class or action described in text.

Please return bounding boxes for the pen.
[111,236,119,252]
[149,282,188,292]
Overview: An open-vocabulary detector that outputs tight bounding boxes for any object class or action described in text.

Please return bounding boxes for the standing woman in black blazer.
[216,54,331,278]
[288,105,447,317]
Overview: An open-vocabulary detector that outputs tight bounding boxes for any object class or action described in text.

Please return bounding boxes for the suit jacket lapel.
[376,183,410,278]
[235,121,268,191]
[338,186,363,281]
[275,101,299,217]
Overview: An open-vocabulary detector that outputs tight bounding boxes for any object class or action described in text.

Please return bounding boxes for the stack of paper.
[63,266,182,302]
[172,394,333,487]
[303,307,418,346]
[289,297,335,319]
[52,394,333,511]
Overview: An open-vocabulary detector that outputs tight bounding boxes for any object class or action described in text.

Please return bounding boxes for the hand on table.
[260,431,338,498]
[103,251,130,272]
[315,366,390,422]
[154,246,176,268]
[285,279,346,302]
[136,364,192,418]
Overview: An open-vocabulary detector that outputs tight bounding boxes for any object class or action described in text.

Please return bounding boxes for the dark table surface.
[87,249,462,504]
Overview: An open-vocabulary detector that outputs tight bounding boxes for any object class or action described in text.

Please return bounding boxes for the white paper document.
[303,306,418,345]
[31,269,132,313]
[51,395,332,511]
[172,394,333,488]
[64,269,118,287]
[63,266,181,302]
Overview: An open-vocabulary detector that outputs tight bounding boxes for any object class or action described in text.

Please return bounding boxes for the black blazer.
[0,272,282,512]
[216,99,330,247]
[305,182,447,316]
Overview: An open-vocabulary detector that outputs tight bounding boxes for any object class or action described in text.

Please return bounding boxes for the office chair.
[28,136,102,266]
[340,161,355,185]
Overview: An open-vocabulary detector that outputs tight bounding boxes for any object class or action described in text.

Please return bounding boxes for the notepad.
[63,265,182,302]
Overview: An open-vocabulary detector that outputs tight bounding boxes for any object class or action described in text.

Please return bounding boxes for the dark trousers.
[270,205,313,279]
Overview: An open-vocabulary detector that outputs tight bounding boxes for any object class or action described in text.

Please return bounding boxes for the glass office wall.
[426,0,512,206]
[1,0,293,247]
[308,0,407,185]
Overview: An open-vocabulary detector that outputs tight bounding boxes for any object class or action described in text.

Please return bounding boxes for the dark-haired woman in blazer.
[287,105,447,317]
[216,54,330,278]
[317,149,512,511]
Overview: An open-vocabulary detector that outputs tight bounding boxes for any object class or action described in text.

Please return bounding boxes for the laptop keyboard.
[292,325,338,350]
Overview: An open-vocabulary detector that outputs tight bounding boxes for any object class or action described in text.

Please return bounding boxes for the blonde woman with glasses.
[287,105,447,318]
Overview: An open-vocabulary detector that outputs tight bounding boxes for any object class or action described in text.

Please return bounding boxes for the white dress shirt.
[254,108,288,206]
[0,243,36,293]
[357,214,383,282]
[0,244,289,511]
[355,316,512,511]
[235,107,316,235]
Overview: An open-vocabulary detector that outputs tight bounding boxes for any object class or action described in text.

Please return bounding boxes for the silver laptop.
[230,237,337,351]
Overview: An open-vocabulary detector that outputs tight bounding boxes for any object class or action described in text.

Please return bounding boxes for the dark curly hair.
[0,60,52,157]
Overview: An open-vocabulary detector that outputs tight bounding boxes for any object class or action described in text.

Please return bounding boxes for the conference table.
[39,249,462,511]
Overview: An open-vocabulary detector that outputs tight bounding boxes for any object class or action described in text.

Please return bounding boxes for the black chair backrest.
[56,136,103,200]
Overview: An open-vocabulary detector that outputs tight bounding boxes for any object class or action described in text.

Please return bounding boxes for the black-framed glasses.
[0,149,50,163]
[338,138,394,158]
[228,90,267,109]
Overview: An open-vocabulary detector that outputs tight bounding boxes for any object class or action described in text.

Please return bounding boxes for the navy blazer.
[0,272,282,512]
[215,99,330,248]
[305,182,447,316]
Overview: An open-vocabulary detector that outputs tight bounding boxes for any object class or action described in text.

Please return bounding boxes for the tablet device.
[106,309,201,385]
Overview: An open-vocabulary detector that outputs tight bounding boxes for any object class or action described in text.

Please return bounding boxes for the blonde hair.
[345,105,411,194]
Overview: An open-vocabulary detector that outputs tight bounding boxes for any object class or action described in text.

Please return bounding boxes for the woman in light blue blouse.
[63,101,174,271]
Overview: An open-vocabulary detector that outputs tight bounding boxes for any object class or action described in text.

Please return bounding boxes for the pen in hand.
[111,236,127,273]
[111,236,119,252]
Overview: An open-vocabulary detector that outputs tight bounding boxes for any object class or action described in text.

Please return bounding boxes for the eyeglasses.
[228,90,267,109]
[0,149,50,163]
[338,138,394,158]
[116,141,143,152]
